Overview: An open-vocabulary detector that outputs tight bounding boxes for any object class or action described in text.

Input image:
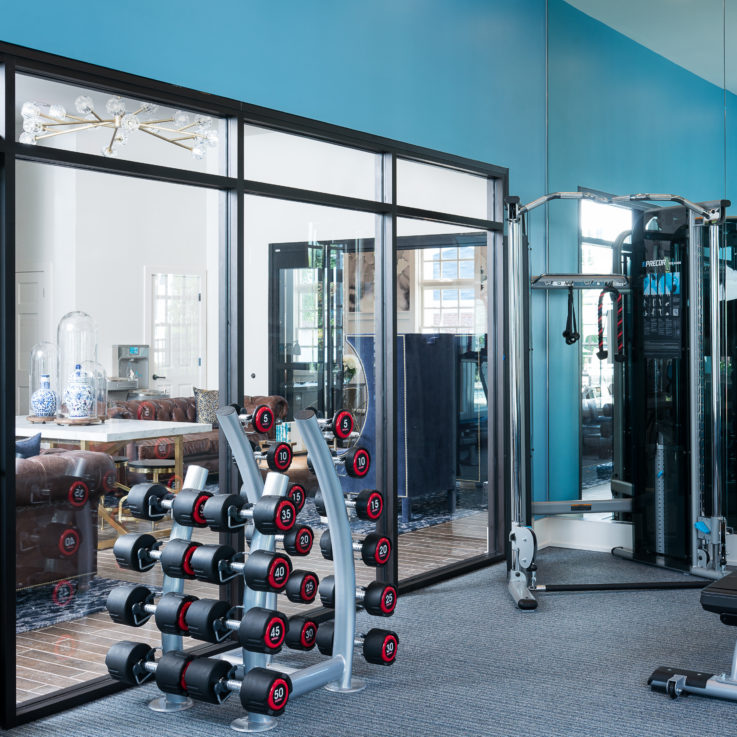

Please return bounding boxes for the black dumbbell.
[125,483,212,527]
[201,493,296,534]
[188,545,293,591]
[113,534,201,578]
[316,621,399,665]
[307,445,371,479]
[253,442,293,472]
[105,642,291,715]
[318,576,397,617]
[319,530,391,567]
[286,483,306,514]
[19,522,81,558]
[313,409,355,442]
[314,488,384,522]
[246,522,314,556]
[285,614,319,651]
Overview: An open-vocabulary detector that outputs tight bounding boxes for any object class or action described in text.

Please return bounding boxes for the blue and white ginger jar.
[63,364,94,418]
[30,374,57,417]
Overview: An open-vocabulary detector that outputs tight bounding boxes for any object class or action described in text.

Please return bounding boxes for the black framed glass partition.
[0,41,507,727]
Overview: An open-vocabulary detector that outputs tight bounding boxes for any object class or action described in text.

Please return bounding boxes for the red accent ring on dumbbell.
[253,406,274,434]
[287,485,305,512]
[374,537,391,565]
[192,493,209,526]
[265,617,286,648]
[295,527,313,555]
[68,480,89,507]
[267,557,290,590]
[177,600,193,633]
[180,661,191,692]
[273,443,292,471]
[380,586,397,614]
[381,634,398,663]
[182,544,197,577]
[267,678,289,711]
[366,492,383,520]
[52,579,75,607]
[301,574,318,602]
[275,500,295,531]
[350,449,370,477]
[300,621,317,648]
[334,411,354,440]
[58,529,80,557]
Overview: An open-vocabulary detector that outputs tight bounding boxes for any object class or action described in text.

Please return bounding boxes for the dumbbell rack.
[218,406,364,732]
[147,463,209,713]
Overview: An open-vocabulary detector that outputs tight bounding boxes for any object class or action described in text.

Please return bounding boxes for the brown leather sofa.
[107,395,290,478]
[15,449,115,591]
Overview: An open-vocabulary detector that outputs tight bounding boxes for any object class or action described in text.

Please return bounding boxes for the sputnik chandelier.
[19,94,218,159]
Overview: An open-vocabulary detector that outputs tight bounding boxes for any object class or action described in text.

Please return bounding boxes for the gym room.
[0,1,735,735]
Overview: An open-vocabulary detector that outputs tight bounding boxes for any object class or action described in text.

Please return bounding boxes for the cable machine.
[505,191,730,610]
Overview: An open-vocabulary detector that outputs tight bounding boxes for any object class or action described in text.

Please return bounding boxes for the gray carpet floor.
[5,547,737,737]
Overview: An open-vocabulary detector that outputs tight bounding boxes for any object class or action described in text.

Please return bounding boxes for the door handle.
[152,374,167,380]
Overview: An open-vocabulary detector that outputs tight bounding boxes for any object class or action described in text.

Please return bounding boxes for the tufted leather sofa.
[107,395,289,477]
[15,449,116,591]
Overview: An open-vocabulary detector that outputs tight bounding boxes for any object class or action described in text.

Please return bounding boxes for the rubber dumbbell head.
[286,483,306,513]
[106,584,154,627]
[154,593,197,636]
[360,532,392,567]
[202,493,247,531]
[251,404,275,434]
[40,523,81,558]
[185,598,231,643]
[238,607,288,654]
[343,446,370,478]
[189,544,238,584]
[182,657,231,704]
[281,525,313,556]
[155,650,195,695]
[284,570,319,604]
[105,641,155,686]
[244,550,292,592]
[239,667,292,716]
[285,615,318,651]
[355,489,384,521]
[266,442,292,472]
[332,409,354,440]
[160,538,202,579]
[171,488,212,527]
[363,581,398,617]
[113,533,159,572]
[253,495,296,534]
[126,483,171,521]
[363,628,399,665]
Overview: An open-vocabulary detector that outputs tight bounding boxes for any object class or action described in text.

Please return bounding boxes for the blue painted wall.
[542,0,731,500]
[0,0,546,201]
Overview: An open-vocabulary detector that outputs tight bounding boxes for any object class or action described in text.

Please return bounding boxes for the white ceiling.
[564,0,737,94]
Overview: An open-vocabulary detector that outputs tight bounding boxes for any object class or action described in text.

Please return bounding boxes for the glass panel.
[14,162,220,704]
[16,74,225,174]
[243,195,378,587]
[397,159,489,219]
[395,218,490,580]
[244,125,380,200]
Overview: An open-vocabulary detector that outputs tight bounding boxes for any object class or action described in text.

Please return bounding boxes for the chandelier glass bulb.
[48,104,66,119]
[22,117,43,134]
[75,95,94,115]
[121,113,140,131]
[19,132,37,145]
[105,97,126,116]
[21,101,40,119]
[173,110,190,127]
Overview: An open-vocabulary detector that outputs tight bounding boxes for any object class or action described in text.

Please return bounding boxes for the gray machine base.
[649,666,737,702]
[148,696,194,712]
[325,677,366,693]
[508,572,537,610]
[231,715,278,732]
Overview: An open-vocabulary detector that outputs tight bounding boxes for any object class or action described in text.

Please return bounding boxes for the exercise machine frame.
[505,191,728,609]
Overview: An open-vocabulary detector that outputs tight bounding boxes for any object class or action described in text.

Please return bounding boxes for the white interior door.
[15,270,50,413]
[146,270,205,397]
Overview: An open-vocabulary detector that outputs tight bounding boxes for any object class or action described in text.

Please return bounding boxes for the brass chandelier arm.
[35,122,108,140]
[139,126,193,151]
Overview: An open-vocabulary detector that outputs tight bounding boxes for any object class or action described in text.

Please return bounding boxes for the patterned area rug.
[16,577,160,634]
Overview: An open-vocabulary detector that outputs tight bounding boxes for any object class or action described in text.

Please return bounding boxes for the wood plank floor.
[15,512,488,704]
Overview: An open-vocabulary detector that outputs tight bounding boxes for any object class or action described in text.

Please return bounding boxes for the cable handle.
[597,286,625,362]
